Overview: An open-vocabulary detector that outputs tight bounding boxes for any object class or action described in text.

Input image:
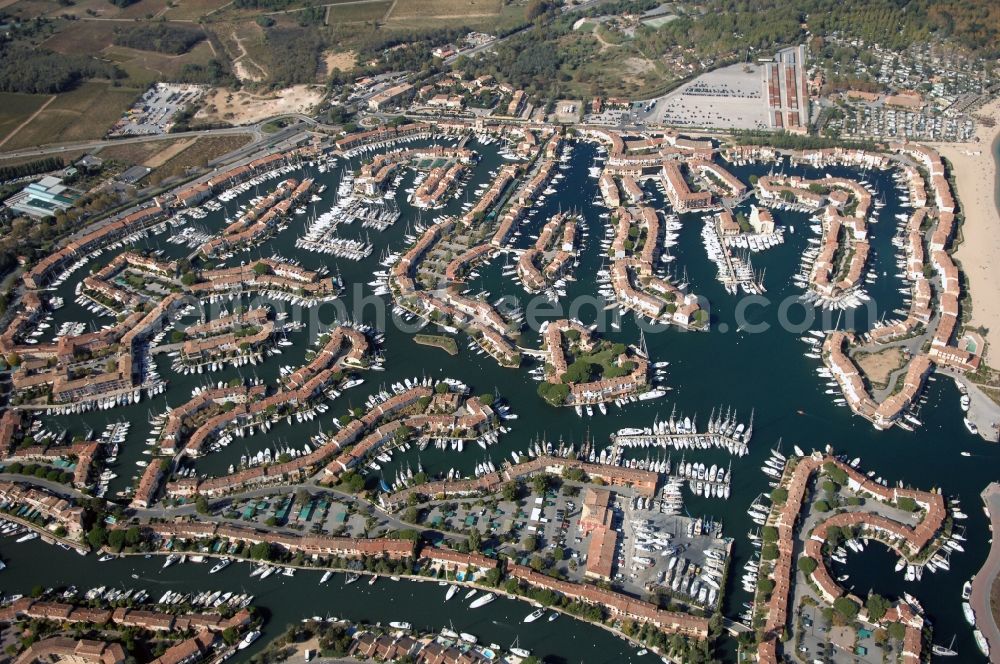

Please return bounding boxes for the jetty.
[971,482,1000,662]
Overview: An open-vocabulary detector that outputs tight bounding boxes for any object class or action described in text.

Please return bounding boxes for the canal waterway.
[3,137,995,662]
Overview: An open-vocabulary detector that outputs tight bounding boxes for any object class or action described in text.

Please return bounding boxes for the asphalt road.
[0,125,266,161]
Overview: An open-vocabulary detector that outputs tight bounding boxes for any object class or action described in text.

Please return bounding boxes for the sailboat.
[931,635,957,657]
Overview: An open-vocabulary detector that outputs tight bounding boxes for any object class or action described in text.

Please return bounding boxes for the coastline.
[928,96,1000,358]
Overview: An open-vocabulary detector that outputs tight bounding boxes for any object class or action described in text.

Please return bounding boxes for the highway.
[0,125,267,161]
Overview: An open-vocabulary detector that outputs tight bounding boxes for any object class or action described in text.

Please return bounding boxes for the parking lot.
[108,83,205,137]
[617,496,730,611]
[794,604,890,664]
[415,479,731,613]
[636,63,772,130]
[217,491,377,538]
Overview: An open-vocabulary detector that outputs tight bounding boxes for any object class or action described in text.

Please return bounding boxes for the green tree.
[833,596,860,620]
[797,556,817,575]
[531,474,550,495]
[87,526,107,549]
[125,526,142,546]
[107,529,126,551]
[865,593,890,621]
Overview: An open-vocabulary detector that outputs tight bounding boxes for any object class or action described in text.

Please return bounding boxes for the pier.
[971,482,1000,662]
[611,431,749,457]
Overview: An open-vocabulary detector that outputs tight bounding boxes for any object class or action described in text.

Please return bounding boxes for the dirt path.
[143,137,197,168]
[0,95,57,149]
[591,25,614,51]
[230,30,266,82]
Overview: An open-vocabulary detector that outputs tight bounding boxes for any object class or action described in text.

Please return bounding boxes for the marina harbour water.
[4,136,997,662]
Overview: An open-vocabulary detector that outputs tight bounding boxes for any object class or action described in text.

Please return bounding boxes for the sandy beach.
[929,96,1000,360]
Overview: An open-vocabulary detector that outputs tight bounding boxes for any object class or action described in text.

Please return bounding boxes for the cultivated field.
[0,93,52,146]
[387,0,501,19]
[326,1,392,23]
[383,1,523,31]
[42,20,118,54]
[0,83,141,151]
[8,0,171,19]
[162,0,232,20]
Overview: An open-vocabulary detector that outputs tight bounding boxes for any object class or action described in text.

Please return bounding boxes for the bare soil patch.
[855,347,907,389]
[195,86,324,125]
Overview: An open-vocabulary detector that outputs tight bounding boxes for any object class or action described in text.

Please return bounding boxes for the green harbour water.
[0,137,995,662]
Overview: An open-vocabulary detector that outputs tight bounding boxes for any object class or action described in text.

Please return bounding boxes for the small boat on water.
[209,558,230,574]
[932,635,958,657]
[975,629,989,657]
[389,621,412,630]
[469,592,496,608]
[523,608,545,623]
[320,570,333,584]
[445,585,458,601]
[237,630,261,650]
[963,601,975,626]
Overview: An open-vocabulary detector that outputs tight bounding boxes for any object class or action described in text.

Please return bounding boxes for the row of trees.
[0,157,64,183]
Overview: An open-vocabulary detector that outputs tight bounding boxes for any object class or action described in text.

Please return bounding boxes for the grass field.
[414,334,459,355]
[105,41,217,85]
[42,21,215,88]
[95,139,185,168]
[0,93,51,146]
[1,82,141,151]
[148,134,253,181]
